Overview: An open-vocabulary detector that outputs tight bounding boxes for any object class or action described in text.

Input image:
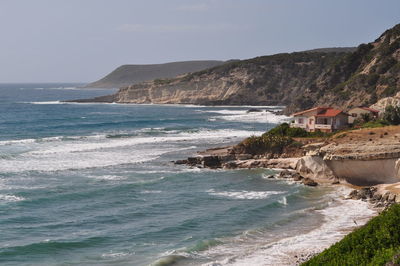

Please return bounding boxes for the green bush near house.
[267,123,329,138]
[236,123,330,155]
[240,134,294,155]
[302,204,400,266]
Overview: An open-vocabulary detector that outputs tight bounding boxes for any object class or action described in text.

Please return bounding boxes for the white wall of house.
[348,108,377,124]
[292,112,348,132]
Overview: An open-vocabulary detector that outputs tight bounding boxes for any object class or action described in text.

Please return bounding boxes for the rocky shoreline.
[174,126,400,264]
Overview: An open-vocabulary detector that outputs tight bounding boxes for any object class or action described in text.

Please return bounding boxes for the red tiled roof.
[315,108,344,117]
[292,106,347,117]
[292,106,329,116]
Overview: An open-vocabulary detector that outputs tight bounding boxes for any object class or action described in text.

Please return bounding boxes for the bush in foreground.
[303,204,400,266]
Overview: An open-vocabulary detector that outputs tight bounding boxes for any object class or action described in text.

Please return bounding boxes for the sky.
[0,0,399,83]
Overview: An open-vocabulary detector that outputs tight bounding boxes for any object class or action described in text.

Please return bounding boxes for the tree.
[383,105,400,125]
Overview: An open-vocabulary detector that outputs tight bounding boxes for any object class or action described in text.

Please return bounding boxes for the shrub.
[383,105,400,125]
[240,134,293,155]
[266,123,308,137]
[266,123,330,138]
[236,123,332,155]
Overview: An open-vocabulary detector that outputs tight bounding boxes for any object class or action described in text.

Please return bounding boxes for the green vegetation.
[240,134,294,155]
[236,123,330,155]
[352,105,400,129]
[383,105,400,125]
[269,123,329,138]
[359,120,390,128]
[153,78,173,85]
[303,204,400,266]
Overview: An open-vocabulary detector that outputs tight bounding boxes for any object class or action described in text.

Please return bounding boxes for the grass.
[354,120,390,129]
[303,204,400,266]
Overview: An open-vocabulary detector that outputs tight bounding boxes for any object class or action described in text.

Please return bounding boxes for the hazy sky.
[0,0,399,83]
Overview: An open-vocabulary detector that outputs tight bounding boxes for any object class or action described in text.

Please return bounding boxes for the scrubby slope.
[85,60,224,88]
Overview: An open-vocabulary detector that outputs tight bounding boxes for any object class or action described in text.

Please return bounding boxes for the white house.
[348,107,379,124]
[291,107,349,133]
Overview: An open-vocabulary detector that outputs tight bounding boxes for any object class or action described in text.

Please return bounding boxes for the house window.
[298,118,304,124]
[352,113,357,117]
[309,118,314,125]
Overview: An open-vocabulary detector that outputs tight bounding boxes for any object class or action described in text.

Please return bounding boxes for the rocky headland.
[175,125,400,208]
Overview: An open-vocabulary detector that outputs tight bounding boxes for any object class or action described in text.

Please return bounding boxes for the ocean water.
[0,84,374,266]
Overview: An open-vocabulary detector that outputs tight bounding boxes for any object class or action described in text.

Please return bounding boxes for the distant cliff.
[84,60,225,88]
[81,24,400,114]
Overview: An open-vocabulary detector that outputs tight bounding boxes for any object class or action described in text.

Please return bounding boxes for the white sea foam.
[207,189,284,200]
[28,101,64,105]
[0,129,257,173]
[278,196,288,206]
[0,194,25,202]
[101,252,130,258]
[87,175,128,181]
[201,187,376,266]
[200,109,290,124]
[0,138,36,146]
[141,190,162,194]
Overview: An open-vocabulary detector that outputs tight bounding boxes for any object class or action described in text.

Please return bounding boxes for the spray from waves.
[0,129,259,173]
[0,128,260,147]
[198,109,291,124]
[206,189,284,200]
[0,147,171,173]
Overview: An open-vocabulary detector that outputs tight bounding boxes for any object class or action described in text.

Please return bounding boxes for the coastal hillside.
[85,51,350,106]
[84,60,225,88]
[82,24,400,114]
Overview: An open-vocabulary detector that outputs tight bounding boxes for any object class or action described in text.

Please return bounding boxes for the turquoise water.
[0,84,336,265]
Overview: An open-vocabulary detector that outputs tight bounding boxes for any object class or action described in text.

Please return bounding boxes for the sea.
[0,84,375,266]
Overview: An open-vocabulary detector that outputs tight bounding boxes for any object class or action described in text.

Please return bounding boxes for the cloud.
[117,23,241,33]
[176,3,209,12]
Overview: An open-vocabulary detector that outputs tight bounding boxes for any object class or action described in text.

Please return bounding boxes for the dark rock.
[358,188,373,199]
[174,159,188,165]
[187,157,202,165]
[202,156,221,168]
[348,189,360,200]
[223,161,239,169]
[372,193,382,202]
[388,193,397,202]
[236,154,253,160]
[266,175,275,179]
[382,192,391,202]
[246,108,263,113]
[331,180,340,185]
[279,170,293,178]
[302,178,318,186]
[292,173,304,181]
[218,154,235,162]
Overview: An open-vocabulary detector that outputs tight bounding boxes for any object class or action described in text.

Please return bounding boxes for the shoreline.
[174,126,400,265]
[225,185,377,266]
